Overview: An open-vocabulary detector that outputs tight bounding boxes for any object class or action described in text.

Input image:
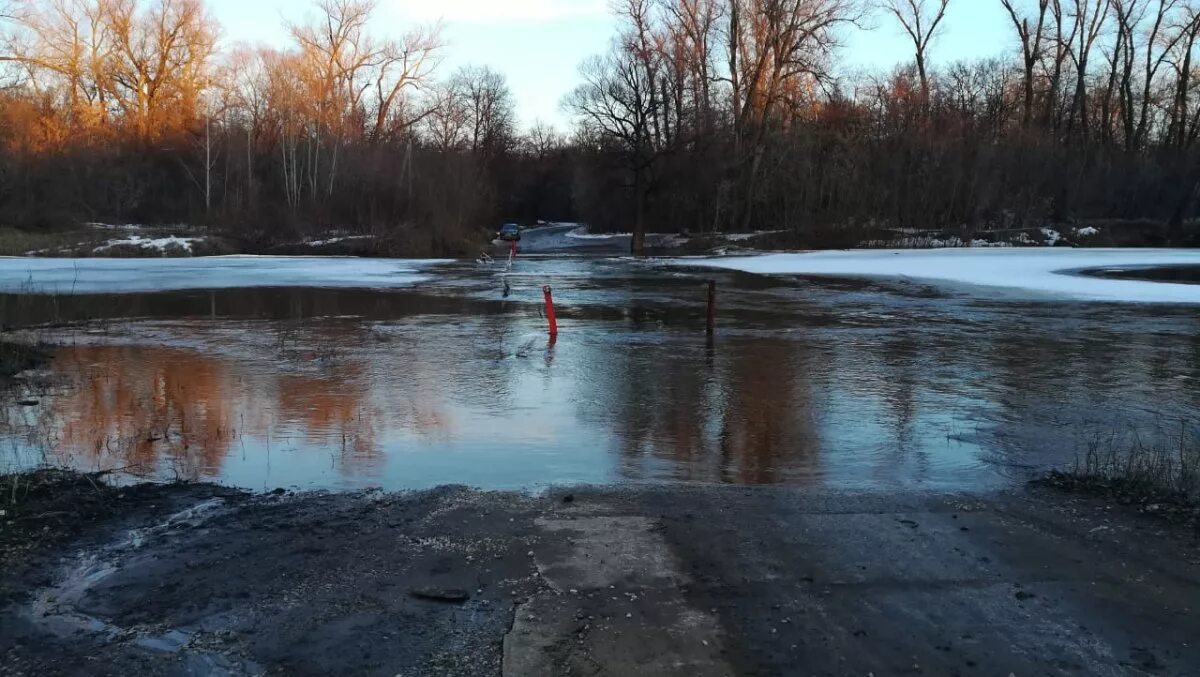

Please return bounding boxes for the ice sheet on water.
[0,256,448,294]
[673,248,1200,303]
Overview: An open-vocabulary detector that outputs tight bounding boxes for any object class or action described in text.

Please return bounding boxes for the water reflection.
[2,267,1199,491]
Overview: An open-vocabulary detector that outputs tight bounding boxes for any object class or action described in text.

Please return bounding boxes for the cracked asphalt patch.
[2,480,1198,676]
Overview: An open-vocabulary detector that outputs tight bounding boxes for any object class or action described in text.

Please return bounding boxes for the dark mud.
[1,474,544,676]
[0,471,240,607]
[1035,470,1200,529]
[3,474,1199,676]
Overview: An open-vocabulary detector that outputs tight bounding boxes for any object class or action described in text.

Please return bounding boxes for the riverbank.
[0,225,477,259]
[2,472,1197,676]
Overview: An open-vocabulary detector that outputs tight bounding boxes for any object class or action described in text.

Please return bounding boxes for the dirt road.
[2,476,1197,676]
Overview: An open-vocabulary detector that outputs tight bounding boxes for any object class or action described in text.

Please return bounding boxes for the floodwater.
[2,256,1198,492]
[1084,264,1200,285]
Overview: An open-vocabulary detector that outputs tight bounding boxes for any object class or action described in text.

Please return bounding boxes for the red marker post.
[543,285,558,338]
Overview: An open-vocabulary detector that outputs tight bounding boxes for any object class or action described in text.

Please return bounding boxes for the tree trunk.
[632,164,646,256]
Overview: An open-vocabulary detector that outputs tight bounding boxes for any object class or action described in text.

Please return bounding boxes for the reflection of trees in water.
[0,287,503,330]
[574,335,818,485]
[951,308,1200,468]
[21,299,1200,488]
[877,333,922,479]
[42,339,384,479]
[716,340,817,485]
[53,345,240,476]
[30,317,523,480]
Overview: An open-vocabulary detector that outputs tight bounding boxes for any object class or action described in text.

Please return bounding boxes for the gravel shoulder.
[2,475,1198,676]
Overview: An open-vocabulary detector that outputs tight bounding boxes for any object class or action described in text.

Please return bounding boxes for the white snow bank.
[305,235,374,247]
[1075,226,1100,237]
[566,227,631,240]
[86,222,150,231]
[724,230,784,242]
[864,235,1016,248]
[674,248,1200,303]
[0,257,447,294]
[94,235,201,254]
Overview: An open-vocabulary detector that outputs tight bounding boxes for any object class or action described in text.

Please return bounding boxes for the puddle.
[2,258,1198,492]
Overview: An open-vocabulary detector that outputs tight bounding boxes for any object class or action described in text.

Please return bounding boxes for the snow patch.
[566,227,631,240]
[724,230,784,242]
[93,235,201,254]
[1075,226,1100,237]
[86,222,151,231]
[305,235,374,247]
[861,236,1014,248]
[672,248,1200,303]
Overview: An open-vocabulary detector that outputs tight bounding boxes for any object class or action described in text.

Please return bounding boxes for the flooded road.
[2,256,1198,491]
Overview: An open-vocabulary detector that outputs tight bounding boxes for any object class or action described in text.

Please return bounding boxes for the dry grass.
[0,228,105,257]
[0,226,243,258]
[1039,424,1200,521]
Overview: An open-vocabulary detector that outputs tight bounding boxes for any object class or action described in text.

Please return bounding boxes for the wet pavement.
[3,477,1199,677]
[1,254,1199,492]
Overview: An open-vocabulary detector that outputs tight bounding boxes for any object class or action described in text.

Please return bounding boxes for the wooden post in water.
[706,280,717,335]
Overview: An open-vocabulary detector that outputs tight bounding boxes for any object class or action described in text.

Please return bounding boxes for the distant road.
[495,223,685,255]
[511,224,629,254]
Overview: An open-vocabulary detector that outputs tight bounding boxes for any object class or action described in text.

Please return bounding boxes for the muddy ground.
[1,475,1197,676]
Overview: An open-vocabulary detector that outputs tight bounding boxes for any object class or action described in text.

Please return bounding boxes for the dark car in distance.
[497,223,521,241]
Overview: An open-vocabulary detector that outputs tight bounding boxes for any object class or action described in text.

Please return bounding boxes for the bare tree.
[1065,0,1109,140]
[566,47,662,254]
[368,22,442,140]
[454,65,515,158]
[105,0,218,139]
[1133,0,1185,148]
[1042,0,1080,129]
[220,46,275,206]
[422,77,469,151]
[725,0,862,229]
[1,0,119,127]
[1001,0,1050,127]
[1167,1,1200,147]
[660,0,722,132]
[522,120,563,160]
[883,0,951,98]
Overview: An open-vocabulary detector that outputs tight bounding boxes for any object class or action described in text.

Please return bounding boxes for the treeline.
[568,0,1200,251]
[0,0,572,254]
[2,0,1200,255]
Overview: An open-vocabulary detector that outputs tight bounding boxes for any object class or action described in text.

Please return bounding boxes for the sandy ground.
[1,476,1198,676]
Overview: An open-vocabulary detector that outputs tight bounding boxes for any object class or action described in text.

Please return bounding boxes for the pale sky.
[207,0,1013,130]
